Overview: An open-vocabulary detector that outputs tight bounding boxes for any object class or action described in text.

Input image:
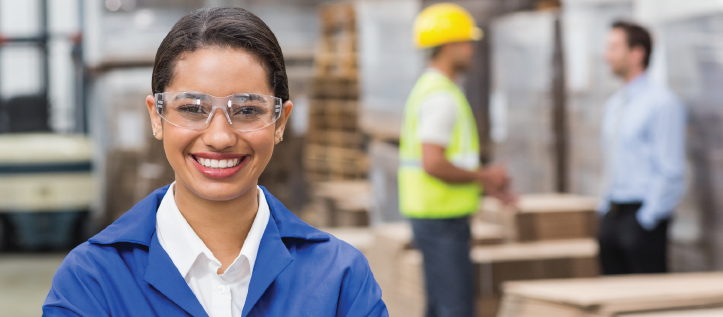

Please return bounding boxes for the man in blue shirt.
[597,21,687,275]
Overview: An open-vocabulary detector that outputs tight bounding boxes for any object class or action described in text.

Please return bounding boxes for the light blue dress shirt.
[599,73,687,231]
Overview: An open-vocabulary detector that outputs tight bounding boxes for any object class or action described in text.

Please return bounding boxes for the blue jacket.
[43,186,388,317]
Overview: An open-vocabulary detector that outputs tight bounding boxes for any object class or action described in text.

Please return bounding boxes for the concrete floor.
[0,253,66,317]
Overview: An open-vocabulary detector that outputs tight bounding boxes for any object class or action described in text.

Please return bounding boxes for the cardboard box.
[498,272,723,317]
[473,239,599,295]
[479,194,598,242]
[620,307,723,316]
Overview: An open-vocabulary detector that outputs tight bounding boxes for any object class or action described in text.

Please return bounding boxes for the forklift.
[0,0,94,251]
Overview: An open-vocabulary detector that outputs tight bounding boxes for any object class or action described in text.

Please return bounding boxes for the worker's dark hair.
[429,46,443,59]
[611,20,653,69]
[151,7,288,102]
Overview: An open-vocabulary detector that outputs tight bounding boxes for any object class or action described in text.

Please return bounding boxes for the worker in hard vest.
[399,3,515,317]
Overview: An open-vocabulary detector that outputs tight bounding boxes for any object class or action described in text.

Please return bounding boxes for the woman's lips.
[189,153,248,179]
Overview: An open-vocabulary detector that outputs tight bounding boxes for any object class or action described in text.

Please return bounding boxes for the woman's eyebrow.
[174,92,208,100]
[231,93,265,101]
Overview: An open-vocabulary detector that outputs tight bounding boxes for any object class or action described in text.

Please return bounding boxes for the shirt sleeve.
[637,95,687,230]
[43,243,110,317]
[336,247,388,317]
[417,93,458,147]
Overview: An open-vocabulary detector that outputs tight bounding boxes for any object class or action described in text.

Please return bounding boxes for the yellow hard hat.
[413,3,483,49]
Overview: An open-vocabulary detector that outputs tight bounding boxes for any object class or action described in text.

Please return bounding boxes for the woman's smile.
[189,151,250,179]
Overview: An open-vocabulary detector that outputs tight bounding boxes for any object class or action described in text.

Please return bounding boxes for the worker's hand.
[490,187,518,207]
[478,164,507,190]
[478,164,517,206]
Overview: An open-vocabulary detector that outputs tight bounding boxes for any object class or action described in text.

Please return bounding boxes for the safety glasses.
[154,91,284,132]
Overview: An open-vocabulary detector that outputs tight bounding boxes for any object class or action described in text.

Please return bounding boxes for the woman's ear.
[146,95,163,140]
[275,100,294,144]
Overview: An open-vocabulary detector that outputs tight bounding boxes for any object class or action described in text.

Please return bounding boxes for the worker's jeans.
[598,202,670,275]
[410,216,474,317]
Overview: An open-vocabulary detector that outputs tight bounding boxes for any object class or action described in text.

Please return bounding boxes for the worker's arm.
[421,143,481,183]
[416,94,515,204]
[422,143,517,204]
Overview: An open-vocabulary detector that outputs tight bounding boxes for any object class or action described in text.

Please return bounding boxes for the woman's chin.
[187,181,256,202]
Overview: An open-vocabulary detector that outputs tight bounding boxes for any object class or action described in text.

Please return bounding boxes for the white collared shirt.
[156,183,270,317]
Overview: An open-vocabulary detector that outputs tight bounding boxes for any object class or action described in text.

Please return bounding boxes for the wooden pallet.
[304,145,368,178]
[319,2,355,32]
[315,53,358,78]
[307,102,359,134]
[315,2,358,78]
[308,114,358,132]
[306,130,364,148]
[309,99,358,115]
[306,1,365,184]
[310,77,359,99]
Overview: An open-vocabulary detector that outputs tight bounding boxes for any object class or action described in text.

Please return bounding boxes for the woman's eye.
[177,104,206,114]
[235,106,263,116]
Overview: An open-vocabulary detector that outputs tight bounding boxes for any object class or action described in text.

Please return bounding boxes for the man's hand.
[420,143,517,205]
[478,164,517,206]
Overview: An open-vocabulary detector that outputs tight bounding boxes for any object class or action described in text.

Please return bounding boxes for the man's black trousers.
[598,202,670,275]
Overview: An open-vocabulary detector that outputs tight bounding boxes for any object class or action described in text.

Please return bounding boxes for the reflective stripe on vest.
[398,71,481,218]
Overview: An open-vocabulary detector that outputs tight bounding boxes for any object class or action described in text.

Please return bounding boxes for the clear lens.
[155,91,283,132]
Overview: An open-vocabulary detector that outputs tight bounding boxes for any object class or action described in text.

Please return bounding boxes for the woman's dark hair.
[612,20,653,69]
[151,7,288,102]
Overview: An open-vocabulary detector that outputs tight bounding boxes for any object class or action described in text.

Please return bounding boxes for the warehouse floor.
[0,253,66,317]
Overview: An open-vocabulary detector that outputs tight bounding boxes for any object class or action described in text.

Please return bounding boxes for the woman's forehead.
[169,47,272,96]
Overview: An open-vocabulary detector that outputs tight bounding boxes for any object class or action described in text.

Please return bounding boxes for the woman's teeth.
[196,157,242,169]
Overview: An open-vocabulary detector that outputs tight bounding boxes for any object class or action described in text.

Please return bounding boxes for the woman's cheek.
[246,130,275,163]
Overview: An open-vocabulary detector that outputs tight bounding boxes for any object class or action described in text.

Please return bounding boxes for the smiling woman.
[42,7,388,317]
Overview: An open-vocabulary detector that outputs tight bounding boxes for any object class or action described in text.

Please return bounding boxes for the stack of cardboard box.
[498,273,723,317]
[366,221,506,316]
[473,239,599,315]
[366,193,600,317]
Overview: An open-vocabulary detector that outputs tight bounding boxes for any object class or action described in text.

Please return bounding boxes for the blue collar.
[624,72,649,98]
[89,185,330,246]
[89,185,329,317]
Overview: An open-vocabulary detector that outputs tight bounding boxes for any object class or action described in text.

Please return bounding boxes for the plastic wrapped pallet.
[498,272,723,317]
[637,0,723,271]
[561,0,633,196]
[490,10,558,194]
[356,0,423,140]
[368,140,402,224]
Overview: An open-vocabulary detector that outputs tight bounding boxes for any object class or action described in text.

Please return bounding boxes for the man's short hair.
[426,45,444,60]
[612,20,653,69]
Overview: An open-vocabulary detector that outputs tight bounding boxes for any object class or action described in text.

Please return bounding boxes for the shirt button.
[217,285,226,294]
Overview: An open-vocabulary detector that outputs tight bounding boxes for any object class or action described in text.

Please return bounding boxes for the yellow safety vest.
[399,71,481,218]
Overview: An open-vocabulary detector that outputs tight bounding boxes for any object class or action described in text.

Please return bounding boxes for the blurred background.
[2,0,723,316]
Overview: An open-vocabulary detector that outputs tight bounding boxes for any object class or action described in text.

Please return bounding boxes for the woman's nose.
[202,108,236,150]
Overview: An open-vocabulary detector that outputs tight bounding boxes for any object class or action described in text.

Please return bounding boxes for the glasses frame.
[154,91,285,133]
